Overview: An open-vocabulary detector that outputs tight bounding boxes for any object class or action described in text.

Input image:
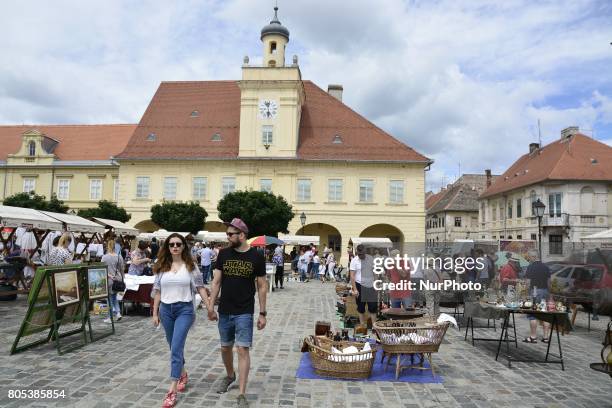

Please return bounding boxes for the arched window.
[580,186,594,214]
[268,60,276,67]
[28,141,36,156]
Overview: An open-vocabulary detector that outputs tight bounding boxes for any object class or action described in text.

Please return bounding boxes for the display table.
[464,302,571,370]
[381,308,425,320]
[118,275,155,316]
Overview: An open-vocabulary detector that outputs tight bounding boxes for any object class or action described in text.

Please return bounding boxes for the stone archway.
[204,221,226,232]
[360,224,404,252]
[295,223,342,253]
[134,219,159,233]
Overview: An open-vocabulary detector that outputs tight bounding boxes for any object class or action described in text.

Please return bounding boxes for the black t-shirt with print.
[215,246,266,315]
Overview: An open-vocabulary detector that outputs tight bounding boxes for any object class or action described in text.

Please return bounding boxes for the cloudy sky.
[2,0,611,191]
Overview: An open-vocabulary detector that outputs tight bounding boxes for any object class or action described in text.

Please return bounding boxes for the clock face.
[258,99,278,120]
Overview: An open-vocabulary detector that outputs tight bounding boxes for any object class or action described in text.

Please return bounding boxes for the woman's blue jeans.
[109,292,121,316]
[160,301,195,380]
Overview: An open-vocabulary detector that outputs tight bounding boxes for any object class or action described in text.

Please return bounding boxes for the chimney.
[485,169,492,187]
[561,126,579,140]
[328,84,343,102]
[529,142,540,153]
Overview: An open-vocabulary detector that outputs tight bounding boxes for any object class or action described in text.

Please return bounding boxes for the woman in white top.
[151,233,211,408]
[47,233,73,266]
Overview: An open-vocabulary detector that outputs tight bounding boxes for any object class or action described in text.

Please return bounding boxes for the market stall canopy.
[348,237,394,248]
[581,229,612,242]
[92,217,139,236]
[196,231,228,243]
[40,211,105,234]
[278,235,320,246]
[0,205,63,230]
[152,229,193,240]
[136,232,155,241]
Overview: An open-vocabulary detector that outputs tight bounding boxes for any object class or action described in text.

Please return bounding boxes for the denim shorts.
[218,313,254,348]
[527,288,549,321]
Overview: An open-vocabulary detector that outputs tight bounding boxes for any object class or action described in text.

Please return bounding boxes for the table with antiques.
[552,293,593,331]
[464,301,571,370]
[380,307,425,320]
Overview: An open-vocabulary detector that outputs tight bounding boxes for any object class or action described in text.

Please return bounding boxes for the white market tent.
[92,217,139,236]
[196,231,228,243]
[581,229,612,242]
[0,205,63,230]
[278,235,320,246]
[151,229,193,240]
[40,211,106,234]
[348,237,394,248]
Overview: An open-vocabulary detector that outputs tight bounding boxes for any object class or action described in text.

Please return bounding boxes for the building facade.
[479,127,612,258]
[0,125,134,210]
[115,8,431,261]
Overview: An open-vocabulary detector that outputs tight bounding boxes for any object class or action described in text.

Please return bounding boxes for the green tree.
[150,201,208,234]
[2,192,68,213]
[77,200,131,223]
[217,190,294,237]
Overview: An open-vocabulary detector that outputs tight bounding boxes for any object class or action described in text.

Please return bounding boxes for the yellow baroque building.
[115,7,431,259]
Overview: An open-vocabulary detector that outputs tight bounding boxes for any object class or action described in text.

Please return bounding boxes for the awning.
[152,230,193,240]
[196,231,228,243]
[40,211,106,234]
[92,217,139,236]
[278,234,320,246]
[0,205,63,230]
[348,237,394,248]
[581,229,612,241]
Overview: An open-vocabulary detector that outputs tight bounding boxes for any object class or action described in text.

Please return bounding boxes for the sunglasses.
[169,242,183,248]
[226,231,240,237]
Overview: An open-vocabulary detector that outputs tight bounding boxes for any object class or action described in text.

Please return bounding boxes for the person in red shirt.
[386,249,413,309]
[499,254,520,288]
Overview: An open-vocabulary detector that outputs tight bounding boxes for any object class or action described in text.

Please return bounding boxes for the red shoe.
[162,391,177,408]
[177,372,188,392]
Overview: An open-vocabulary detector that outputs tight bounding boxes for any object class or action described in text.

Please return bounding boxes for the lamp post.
[532,198,546,260]
[300,212,306,235]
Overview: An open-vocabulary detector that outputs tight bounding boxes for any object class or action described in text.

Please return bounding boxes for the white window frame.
[57,179,70,200]
[297,179,311,202]
[222,177,236,197]
[548,192,562,217]
[23,178,36,193]
[260,178,272,193]
[262,125,273,145]
[328,179,343,202]
[136,176,150,198]
[113,178,119,202]
[163,177,178,200]
[192,177,207,200]
[89,179,102,200]
[359,179,374,203]
[389,180,404,204]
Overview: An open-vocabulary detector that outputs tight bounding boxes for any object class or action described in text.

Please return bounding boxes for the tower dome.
[261,7,289,41]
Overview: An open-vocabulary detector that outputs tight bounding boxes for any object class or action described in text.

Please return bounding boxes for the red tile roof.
[117,80,429,163]
[426,189,447,210]
[0,124,136,161]
[480,133,612,198]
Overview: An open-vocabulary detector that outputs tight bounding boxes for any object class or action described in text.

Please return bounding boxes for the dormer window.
[190,110,199,117]
[146,133,156,141]
[28,141,36,156]
[332,135,343,144]
[211,133,222,141]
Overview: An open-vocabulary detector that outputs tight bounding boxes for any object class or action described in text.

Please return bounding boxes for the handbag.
[111,255,126,292]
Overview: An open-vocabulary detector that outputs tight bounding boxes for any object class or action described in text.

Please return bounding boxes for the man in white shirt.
[304,247,314,280]
[199,243,214,284]
[349,244,378,326]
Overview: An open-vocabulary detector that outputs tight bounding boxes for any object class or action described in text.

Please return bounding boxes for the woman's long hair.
[153,233,195,274]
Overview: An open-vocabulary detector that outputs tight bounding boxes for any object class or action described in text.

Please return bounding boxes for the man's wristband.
[259,311,267,317]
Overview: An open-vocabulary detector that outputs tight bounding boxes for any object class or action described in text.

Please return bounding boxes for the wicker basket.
[305,336,377,379]
[373,318,449,354]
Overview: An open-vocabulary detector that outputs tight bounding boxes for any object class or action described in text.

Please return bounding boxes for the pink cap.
[223,218,249,234]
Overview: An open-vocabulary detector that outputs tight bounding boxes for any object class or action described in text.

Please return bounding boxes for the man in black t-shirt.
[207,218,267,407]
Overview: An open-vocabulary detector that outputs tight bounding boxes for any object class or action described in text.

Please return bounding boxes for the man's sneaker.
[177,372,188,392]
[162,391,177,408]
[237,394,249,407]
[103,317,112,324]
[116,314,122,321]
[215,373,236,394]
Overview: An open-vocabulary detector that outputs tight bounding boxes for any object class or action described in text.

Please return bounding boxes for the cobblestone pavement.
[1,279,611,408]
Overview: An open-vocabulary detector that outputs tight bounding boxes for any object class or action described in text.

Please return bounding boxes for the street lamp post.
[532,199,546,260]
[300,212,306,235]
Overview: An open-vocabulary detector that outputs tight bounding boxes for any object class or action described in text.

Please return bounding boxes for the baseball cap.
[223,218,249,234]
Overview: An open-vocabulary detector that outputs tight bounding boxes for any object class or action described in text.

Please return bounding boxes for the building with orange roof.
[0,125,135,209]
[478,126,612,257]
[115,7,431,259]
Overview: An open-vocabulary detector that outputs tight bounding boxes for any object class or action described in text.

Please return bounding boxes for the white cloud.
[1,0,611,191]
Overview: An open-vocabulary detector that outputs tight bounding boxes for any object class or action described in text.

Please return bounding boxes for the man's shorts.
[356,282,378,314]
[218,313,254,348]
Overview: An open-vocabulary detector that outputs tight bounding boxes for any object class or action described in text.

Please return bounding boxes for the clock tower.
[238,6,305,158]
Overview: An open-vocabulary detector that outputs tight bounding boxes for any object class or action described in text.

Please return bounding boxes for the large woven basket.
[305,336,377,379]
[373,318,450,354]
